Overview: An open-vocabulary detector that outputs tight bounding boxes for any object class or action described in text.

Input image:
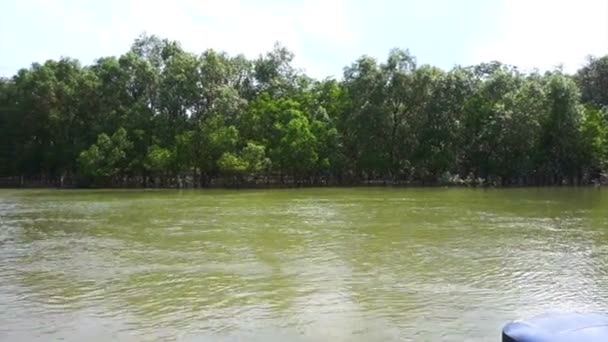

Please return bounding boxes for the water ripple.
[1,188,607,341]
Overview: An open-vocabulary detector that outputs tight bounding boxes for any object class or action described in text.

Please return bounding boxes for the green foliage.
[78,128,132,178]
[577,56,608,108]
[217,152,248,175]
[537,72,585,181]
[241,142,270,174]
[3,34,608,186]
[145,145,173,174]
[580,106,608,170]
[172,130,195,173]
[195,116,240,175]
[276,113,319,175]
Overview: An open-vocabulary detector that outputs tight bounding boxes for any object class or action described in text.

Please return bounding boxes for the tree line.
[1,34,607,187]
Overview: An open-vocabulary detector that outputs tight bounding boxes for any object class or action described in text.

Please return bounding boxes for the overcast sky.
[1,0,607,78]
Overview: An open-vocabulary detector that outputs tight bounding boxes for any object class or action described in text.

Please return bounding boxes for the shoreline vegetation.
[1,173,606,189]
[1,34,608,189]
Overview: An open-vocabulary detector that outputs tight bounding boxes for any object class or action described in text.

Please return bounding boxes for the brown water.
[1,188,607,341]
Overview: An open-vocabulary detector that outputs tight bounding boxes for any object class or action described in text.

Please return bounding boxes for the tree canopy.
[1,33,607,187]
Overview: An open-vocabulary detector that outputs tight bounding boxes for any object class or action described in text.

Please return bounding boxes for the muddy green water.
[1,188,607,341]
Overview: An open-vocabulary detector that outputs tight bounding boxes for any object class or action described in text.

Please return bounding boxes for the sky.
[0,0,607,79]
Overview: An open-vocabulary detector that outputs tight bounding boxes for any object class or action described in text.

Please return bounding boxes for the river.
[1,188,607,341]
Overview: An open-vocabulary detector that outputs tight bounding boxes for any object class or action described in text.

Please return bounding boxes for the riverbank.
[1,173,606,189]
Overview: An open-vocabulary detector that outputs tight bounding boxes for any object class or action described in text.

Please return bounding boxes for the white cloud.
[469,0,608,72]
[298,0,353,44]
[0,0,355,78]
[13,0,606,78]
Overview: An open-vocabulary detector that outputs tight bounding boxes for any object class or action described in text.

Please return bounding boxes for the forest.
[1,34,607,187]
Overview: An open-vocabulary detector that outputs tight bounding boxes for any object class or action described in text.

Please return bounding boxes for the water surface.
[1,188,607,341]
